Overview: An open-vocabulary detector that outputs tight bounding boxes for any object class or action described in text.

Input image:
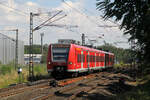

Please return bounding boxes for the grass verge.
[0,64,48,88]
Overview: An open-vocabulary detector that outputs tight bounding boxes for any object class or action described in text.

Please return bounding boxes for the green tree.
[96,0,150,66]
[98,43,134,64]
[24,44,49,64]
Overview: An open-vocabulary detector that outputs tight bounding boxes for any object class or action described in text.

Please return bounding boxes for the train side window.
[94,56,95,62]
[81,54,85,62]
[100,56,101,62]
[77,54,80,63]
[83,55,85,62]
[90,55,92,62]
[80,54,81,62]
[87,55,88,62]
[77,54,81,63]
[96,56,98,62]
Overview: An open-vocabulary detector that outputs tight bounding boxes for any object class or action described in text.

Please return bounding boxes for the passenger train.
[47,43,114,78]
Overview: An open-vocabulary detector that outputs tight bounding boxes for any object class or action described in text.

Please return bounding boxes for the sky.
[0,0,131,48]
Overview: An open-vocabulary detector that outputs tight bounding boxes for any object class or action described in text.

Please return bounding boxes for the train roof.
[72,44,114,55]
[50,43,114,55]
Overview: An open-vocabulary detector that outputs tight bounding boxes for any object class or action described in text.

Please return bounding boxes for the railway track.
[0,83,27,93]
[0,79,51,99]
[0,73,99,99]
[31,72,110,100]
[0,70,134,100]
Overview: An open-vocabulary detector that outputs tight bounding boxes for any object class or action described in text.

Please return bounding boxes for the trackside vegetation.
[113,74,150,100]
[96,0,150,99]
[0,64,48,88]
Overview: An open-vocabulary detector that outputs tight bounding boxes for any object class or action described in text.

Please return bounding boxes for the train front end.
[47,44,70,78]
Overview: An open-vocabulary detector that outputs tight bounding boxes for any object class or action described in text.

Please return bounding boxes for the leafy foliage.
[97,43,134,64]
[96,0,150,66]
[24,44,49,63]
[24,45,41,54]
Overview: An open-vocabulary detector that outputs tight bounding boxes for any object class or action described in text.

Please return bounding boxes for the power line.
[0,2,60,26]
[45,14,67,26]
[62,0,101,27]
[33,10,63,31]
[62,0,118,37]
[0,2,29,16]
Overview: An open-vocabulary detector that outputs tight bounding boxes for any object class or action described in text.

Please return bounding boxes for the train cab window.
[52,47,69,62]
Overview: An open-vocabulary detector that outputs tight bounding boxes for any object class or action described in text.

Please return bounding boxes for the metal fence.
[0,33,24,65]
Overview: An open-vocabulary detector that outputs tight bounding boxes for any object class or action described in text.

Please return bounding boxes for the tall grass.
[0,64,14,75]
[0,64,48,88]
[33,64,47,75]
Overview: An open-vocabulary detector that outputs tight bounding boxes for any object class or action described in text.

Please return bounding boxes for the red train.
[47,43,114,78]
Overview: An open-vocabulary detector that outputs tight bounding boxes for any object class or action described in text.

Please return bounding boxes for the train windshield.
[52,47,69,62]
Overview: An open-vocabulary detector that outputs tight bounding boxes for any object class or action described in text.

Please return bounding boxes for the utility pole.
[28,10,65,81]
[40,33,44,63]
[15,29,18,70]
[29,12,34,81]
[82,33,85,46]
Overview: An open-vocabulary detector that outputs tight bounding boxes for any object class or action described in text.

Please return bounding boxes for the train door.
[81,50,84,70]
[76,48,81,70]
[96,53,99,67]
[87,51,90,72]
[101,53,105,68]
[83,50,87,69]
[91,52,94,68]
[94,53,96,68]
[105,53,109,68]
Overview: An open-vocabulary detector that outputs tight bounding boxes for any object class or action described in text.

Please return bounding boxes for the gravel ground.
[0,71,136,100]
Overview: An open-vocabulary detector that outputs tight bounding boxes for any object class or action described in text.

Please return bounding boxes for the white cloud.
[26,1,38,7]
[0,0,130,48]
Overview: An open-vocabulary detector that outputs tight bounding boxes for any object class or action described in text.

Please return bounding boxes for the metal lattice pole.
[29,12,34,81]
[40,33,44,63]
[15,29,18,70]
[82,33,85,46]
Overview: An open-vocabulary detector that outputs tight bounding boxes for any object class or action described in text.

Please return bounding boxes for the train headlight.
[48,62,51,64]
[69,62,73,64]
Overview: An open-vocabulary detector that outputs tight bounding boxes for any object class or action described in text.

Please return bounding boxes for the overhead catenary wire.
[0,2,63,27]
[61,0,114,39]
[33,10,63,31]
[45,14,67,26]
[0,2,29,16]
[62,0,119,28]
[62,0,101,27]
[76,2,120,26]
